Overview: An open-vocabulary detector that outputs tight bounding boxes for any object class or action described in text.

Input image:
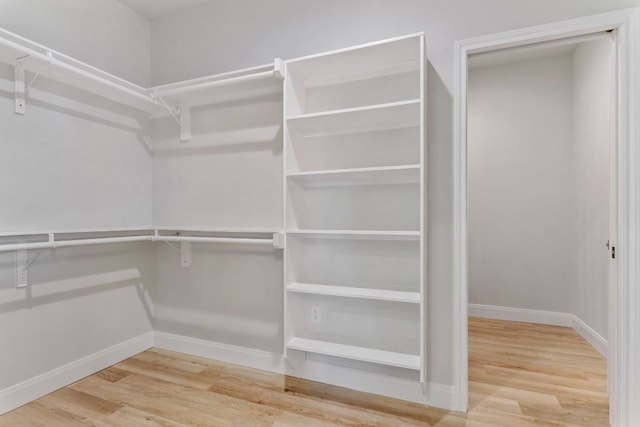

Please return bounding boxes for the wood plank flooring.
[0,317,608,426]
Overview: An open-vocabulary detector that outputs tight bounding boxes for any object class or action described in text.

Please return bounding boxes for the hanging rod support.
[15,57,25,114]
[163,241,182,255]
[152,94,191,142]
[25,51,53,95]
[15,51,53,115]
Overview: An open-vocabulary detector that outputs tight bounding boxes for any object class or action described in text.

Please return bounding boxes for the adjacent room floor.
[0,317,607,426]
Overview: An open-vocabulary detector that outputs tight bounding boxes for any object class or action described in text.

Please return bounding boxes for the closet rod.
[0,235,151,253]
[152,70,278,99]
[151,235,274,245]
[0,231,279,253]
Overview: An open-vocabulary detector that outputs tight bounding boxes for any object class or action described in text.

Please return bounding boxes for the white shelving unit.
[283,34,426,381]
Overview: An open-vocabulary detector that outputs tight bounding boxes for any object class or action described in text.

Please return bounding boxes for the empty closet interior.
[0,23,427,413]
[467,34,613,356]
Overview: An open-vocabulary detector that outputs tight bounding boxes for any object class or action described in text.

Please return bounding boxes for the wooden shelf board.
[287,165,420,187]
[286,229,420,241]
[286,100,420,137]
[287,282,420,303]
[287,337,420,370]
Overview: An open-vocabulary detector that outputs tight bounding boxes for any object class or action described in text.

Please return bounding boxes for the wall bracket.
[15,57,25,114]
[180,241,192,267]
[179,106,191,142]
[274,58,285,80]
[14,52,53,115]
[15,248,27,288]
[151,93,191,142]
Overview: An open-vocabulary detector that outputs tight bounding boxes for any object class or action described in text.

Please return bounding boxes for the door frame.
[452,8,640,426]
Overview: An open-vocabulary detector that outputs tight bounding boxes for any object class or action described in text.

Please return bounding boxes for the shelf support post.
[179,106,191,142]
[15,57,25,115]
[273,232,285,249]
[15,248,27,288]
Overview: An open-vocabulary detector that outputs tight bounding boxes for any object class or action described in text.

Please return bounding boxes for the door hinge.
[612,246,615,259]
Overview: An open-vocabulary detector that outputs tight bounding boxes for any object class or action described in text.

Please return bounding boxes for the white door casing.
[453,8,640,426]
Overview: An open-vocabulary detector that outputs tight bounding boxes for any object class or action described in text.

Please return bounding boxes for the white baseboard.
[469,304,607,357]
[153,332,456,411]
[469,304,574,327]
[153,332,286,374]
[0,332,154,415]
[572,315,608,357]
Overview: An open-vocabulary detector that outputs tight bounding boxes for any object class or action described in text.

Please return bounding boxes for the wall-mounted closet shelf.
[149,61,284,117]
[286,229,421,240]
[287,282,421,303]
[0,27,154,113]
[286,337,420,370]
[287,165,421,187]
[0,27,284,140]
[154,226,282,234]
[0,229,284,253]
[149,61,284,141]
[286,100,420,136]
[0,228,284,286]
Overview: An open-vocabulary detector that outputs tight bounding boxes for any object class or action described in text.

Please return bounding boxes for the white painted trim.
[469,304,608,357]
[469,304,573,327]
[454,9,640,424]
[573,315,608,357]
[288,360,455,410]
[153,332,455,410]
[0,332,154,415]
[153,332,286,374]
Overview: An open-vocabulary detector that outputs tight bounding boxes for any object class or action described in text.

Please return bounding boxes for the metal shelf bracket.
[15,51,53,115]
[151,93,192,142]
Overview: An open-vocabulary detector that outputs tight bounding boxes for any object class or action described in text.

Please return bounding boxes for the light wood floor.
[0,317,608,426]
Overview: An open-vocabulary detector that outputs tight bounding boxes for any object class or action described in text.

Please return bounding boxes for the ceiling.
[118,0,207,21]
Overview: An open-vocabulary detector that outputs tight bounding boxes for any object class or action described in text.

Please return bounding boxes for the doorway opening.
[464,33,614,425]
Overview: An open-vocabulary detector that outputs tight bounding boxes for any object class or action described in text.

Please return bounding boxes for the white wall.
[0,0,153,401]
[468,40,611,341]
[0,0,151,86]
[148,0,640,388]
[571,39,611,339]
[151,95,284,353]
[468,53,576,312]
